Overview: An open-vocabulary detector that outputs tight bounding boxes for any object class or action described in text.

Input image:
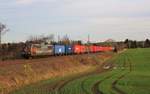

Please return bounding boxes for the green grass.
[58,48,150,94]
[9,48,150,94]
[58,51,128,94]
[117,48,150,94]
[10,78,58,94]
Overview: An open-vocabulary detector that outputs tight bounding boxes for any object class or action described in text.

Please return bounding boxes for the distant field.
[10,48,150,94]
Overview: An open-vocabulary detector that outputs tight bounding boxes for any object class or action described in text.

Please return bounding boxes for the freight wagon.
[90,46,96,53]
[65,45,73,55]
[21,43,114,59]
[73,45,81,54]
[73,45,86,54]
[54,45,65,55]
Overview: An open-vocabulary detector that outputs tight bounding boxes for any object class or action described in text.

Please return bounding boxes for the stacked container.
[54,45,65,55]
[65,45,73,55]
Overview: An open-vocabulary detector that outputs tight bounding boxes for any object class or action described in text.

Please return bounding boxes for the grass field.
[10,48,150,94]
[117,48,150,94]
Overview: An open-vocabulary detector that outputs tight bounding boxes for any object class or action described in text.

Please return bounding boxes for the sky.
[0,0,150,43]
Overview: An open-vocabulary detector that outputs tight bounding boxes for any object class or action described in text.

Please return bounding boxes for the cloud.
[55,0,150,18]
[15,0,35,5]
[1,0,150,42]
[15,0,58,5]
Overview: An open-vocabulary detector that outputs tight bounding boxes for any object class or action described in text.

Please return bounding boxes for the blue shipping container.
[54,45,65,55]
[65,45,73,54]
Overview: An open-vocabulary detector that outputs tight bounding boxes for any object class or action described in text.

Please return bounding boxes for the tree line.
[0,22,150,61]
[124,39,150,48]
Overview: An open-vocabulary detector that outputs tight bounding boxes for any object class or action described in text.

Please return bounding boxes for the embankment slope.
[0,52,113,93]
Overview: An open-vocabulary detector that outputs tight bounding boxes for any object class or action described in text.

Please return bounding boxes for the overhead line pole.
[0,29,1,47]
[0,26,2,61]
[0,23,5,47]
[88,34,90,54]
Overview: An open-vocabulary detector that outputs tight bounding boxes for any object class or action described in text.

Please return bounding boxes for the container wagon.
[85,45,90,53]
[54,45,65,55]
[65,45,73,55]
[74,45,82,54]
[90,46,96,53]
[81,45,86,53]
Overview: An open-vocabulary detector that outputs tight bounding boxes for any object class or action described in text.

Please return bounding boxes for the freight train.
[21,43,114,59]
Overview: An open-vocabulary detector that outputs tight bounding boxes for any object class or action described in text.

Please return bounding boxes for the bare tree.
[27,34,54,44]
[45,34,54,44]
[28,35,43,43]
[0,23,9,46]
[0,23,9,61]
[61,34,70,45]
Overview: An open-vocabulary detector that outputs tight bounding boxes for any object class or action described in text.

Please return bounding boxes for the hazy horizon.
[1,0,150,43]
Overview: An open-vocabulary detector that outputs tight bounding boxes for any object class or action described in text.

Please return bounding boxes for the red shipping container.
[73,45,86,54]
[82,45,86,53]
[90,46,97,53]
[89,46,94,53]
[103,47,107,51]
[107,47,113,51]
[95,46,99,52]
[85,45,90,53]
[94,46,98,52]
[74,45,81,54]
[98,46,103,52]
[103,47,113,51]
[80,45,84,53]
